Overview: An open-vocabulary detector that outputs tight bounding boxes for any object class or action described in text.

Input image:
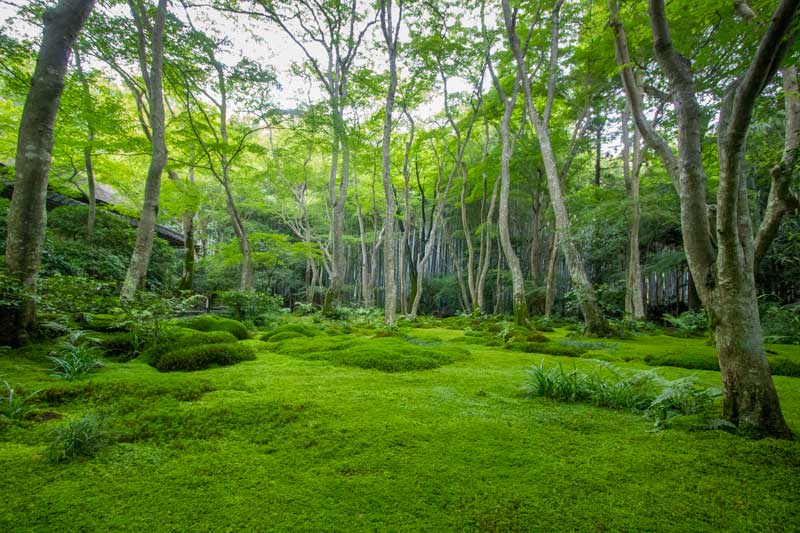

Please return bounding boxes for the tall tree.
[120,0,169,301]
[2,0,95,346]
[72,46,97,240]
[620,102,646,320]
[232,0,376,314]
[502,0,611,335]
[486,39,527,325]
[379,0,402,324]
[610,0,797,438]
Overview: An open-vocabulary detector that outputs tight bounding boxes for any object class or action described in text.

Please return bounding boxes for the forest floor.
[1,319,799,531]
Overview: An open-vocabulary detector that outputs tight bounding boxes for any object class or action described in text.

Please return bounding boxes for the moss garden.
[3,0,800,529]
[0,313,798,532]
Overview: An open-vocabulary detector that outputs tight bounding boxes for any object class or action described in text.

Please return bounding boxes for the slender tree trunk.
[73,47,97,241]
[460,163,477,312]
[594,117,603,186]
[477,166,500,314]
[502,0,610,335]
[323,107,349,315]
[354,174,371,306]
[544,232,558,318]
[621,105,646,320]
[2,0,94,345]
[494,232,504,314]
[380,0,400,323]
[120,0,168,301]
[493,72,527,325]
[178,210,195,291]
[754,66,800,266]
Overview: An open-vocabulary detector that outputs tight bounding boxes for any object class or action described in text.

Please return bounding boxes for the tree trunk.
[621,105,646,320]
[323,108,349,315]
[477,166,500,314]
[120,0,168,301]
[611,0,795,437]
[544,232,558,318]
[380,0,400,323]
[715,279,791,438]
[594,117,603,186]
[355,175,371,306]
[73,47,96,241]
[2,0,94,345]
[502,0,610,335]
[494,74,527,325]
[178,210,195,291]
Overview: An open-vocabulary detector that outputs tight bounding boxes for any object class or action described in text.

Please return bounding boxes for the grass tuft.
[47,413,107,463]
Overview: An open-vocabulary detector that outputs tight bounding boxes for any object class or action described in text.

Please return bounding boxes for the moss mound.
[178,315,249,340]
[154,343,256,372]
[139,328,239,366]
[260,323,321,341]
[506,342,586,357]
[644,352,800,377]
[503,326,549,343]
[265,331,305,342]
[643,352,718,371]
[84,313,126,332]
[273,336,469,372]
[769,357,800,377]
[93,332,137,361]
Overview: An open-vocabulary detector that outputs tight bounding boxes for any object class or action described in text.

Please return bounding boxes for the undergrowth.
[526,361,722,430]
[47,413,107,463]
[48,331,104,381]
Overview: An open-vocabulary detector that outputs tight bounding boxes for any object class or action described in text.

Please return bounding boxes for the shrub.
[662,311,709,336]
[260,323,321,341]
[178,314,249,340]
[39,275,119,316]
[47,413,106,463]
[118,293,207,350]
[217,291,283,321]
[154,343,256,372]
[293,302,316,315]
[761,301,800,345]
[48,332,104,381]
[1,380,40,420]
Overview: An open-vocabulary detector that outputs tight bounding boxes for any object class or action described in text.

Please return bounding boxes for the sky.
[0,0,472,121]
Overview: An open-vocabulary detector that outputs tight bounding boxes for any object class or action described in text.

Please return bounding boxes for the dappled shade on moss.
[260,323,321,341]
[272,335,469,372]
[644,352,800,377]
[177,315,249,340]
[154,343,256,372]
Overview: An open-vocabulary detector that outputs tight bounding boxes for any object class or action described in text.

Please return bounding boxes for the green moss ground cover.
[1,323,799,531]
